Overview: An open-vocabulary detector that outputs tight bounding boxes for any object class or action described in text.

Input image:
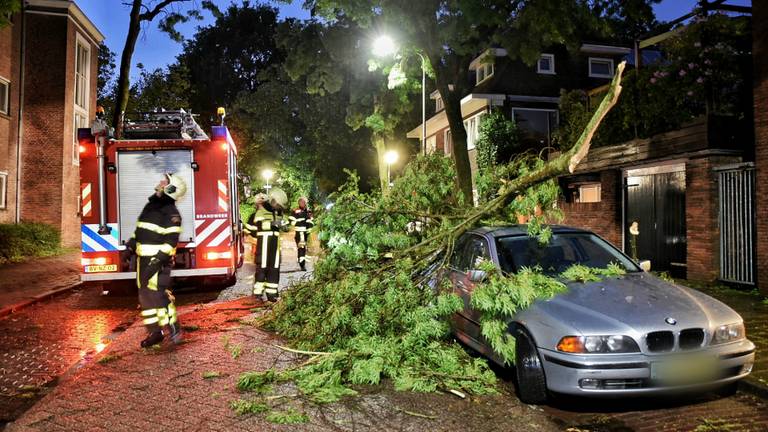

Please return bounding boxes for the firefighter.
[289,197,314,271]
[243,190,288,301]
[127,173,186,348]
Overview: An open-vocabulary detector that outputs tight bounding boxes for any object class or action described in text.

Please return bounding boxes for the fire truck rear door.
[117,150,196,244]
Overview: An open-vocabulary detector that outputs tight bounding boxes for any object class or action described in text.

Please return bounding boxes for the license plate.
[84,264,118,273]
[651,356,717,383]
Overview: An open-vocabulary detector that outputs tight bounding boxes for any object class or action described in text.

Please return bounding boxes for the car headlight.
[556,335,640,353]
[711,323,745,344]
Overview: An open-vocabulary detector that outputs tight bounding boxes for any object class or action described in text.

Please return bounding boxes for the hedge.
[0,222,62,265]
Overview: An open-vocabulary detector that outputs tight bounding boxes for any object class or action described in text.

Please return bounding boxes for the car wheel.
[514,328,548,404]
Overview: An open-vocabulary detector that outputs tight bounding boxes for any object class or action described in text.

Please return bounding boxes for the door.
[625,168,686,276]
[448,234,491,342]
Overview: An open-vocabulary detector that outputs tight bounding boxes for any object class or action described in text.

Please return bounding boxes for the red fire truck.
[78,110,244,289]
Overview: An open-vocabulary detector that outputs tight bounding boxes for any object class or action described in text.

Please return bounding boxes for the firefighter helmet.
[164,173,187,201]
[269,188,288,210]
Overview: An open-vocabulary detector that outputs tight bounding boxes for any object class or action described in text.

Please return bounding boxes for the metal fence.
[717,164,756,285]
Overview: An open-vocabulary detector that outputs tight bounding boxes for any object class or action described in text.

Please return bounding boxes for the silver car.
[445,225,755,404]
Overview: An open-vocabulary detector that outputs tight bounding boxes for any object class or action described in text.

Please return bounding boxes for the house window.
[425,135,437,154]
[0,77,9,115]
[537,54,555,75]
[589,57,614,78]
[444,129,452,155]
[475,63,494,85]
[575,183,601,203]
[435,96,444,112]
[511,108,558,148]
[0,171,7,209]
[74,35,90,166]
[463,112,485,150]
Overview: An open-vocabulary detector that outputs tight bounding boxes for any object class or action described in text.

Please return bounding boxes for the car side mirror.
[639,260,651,272]
[468,269,487,283]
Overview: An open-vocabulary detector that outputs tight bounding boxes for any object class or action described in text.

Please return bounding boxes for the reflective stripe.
[261,239,268,268]
[274,241,280,269]
[136,221,182,235]
[257,232,275,237]
[141,309,157,316]
[299,256,306,263]
[295,227,308,232]
[260,221,272,230]
[143,316,160,325]
[253,282,265,295]
[243,222,258,231]
[148,272,159,291]
[136,243,176,256]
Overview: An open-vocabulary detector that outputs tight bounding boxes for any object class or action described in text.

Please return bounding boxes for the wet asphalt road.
[0,283,219,427]
[1,278,768,431]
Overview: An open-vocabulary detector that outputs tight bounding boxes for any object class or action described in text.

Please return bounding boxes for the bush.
[0,222,62,265]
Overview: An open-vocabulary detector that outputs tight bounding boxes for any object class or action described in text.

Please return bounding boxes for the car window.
[450,234,471,270]
[465,236,490,271]
[495,233,639,275]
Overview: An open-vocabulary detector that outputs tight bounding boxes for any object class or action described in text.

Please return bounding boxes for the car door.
[449,233,491,342]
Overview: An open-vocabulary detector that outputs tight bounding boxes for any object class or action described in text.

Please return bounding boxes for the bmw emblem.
[665,317,677,325]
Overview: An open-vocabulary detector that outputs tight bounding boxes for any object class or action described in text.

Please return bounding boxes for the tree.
[112,0,217,137]
[97,43,117,122]
[303,0,649,201]
[128,63,191,113]
[0,0,20,28]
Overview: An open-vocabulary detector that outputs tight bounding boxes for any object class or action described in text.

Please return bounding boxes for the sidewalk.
[0,251,81,315]
[5,236,560,432]
[683,281,768,392]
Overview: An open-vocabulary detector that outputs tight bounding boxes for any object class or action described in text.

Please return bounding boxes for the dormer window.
[589,57,614,78]
[435,96,444,112]
[537,54,555,75]
[476,63,494,85]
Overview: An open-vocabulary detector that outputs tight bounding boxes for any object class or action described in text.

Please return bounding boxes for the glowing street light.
[261,169,274,192]
[372,35,427,156]
[384,149,399,187]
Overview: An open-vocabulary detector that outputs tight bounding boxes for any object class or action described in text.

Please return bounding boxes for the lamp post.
[372,35,427,155]
[261,169,274,193]
[384,149,399,187]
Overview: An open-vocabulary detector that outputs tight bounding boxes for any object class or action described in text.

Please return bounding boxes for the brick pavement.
[0,250,80,312]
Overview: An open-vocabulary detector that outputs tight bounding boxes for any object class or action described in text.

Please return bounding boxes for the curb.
[0,281,83,319]
[739,377,768,399]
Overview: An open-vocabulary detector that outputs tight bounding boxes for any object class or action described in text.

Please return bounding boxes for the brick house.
[407,16,754,284]
[753,0,767,294]
[0,0,103,246]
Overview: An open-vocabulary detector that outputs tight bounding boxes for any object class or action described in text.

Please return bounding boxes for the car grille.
[679,328,705,350]
[646,331,674,352]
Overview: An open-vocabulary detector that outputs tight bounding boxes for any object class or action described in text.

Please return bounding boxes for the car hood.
[535,273,742,335]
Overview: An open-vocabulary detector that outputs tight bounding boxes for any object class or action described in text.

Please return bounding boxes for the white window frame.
[443,129,452,156]
[475,63,494,85]
[425,135,437,154]
[537,54,555,75]
[435,96,444,112]
[0,171,7,209]
[0,77,9,116]
[588,57,614,78]
[576,183,601,203]
[463,111,486,151]
[73,33,91,166]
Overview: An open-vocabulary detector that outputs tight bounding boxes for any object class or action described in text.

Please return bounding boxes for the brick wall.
[754,2,768,293]
[559,169,622,248]
[0,18,20,224]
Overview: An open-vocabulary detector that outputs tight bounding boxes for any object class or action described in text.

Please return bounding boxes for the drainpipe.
[14,6,26,224]
[96,133,110,234]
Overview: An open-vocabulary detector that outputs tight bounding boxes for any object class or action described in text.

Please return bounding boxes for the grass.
[221,335,243,359]
[0,222,63,265]
[266,408,309,424]
[693,418,740,432]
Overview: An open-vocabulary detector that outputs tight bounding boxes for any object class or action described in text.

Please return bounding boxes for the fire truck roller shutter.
[117,150,196,245]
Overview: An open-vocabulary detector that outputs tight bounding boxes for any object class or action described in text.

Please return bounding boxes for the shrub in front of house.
[0,222,62,265]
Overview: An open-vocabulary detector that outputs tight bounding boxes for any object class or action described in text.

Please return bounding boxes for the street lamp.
[261,169,274,193]
[372,35,427,156]
[384,149,399,187]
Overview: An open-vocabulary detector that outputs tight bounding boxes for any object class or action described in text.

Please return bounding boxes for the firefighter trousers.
[254,232,280,299]
[295,230,307,267]
[136,256,177,333]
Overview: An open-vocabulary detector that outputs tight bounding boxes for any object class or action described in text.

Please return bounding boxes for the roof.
[472,225,590,237]
[26,0,106,43]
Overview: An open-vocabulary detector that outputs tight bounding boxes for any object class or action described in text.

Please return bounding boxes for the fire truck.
[77,109,244,289]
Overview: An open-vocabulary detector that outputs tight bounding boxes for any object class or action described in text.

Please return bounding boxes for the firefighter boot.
[141,330,164,348]
[300,262,306,271]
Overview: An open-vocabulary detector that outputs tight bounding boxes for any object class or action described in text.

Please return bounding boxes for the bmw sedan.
[445,225,755,404]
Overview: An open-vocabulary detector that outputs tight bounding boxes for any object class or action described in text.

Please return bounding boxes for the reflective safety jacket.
[243,204,285,238]
[127,194,182,263]
[289,207,314,233]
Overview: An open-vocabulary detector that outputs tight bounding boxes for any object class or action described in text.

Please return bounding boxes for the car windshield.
[495,233,640,275]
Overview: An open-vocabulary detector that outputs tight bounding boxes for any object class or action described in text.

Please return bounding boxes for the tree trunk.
[374,133,388,194]
[112,0,143,138]
[442,93,473,203]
